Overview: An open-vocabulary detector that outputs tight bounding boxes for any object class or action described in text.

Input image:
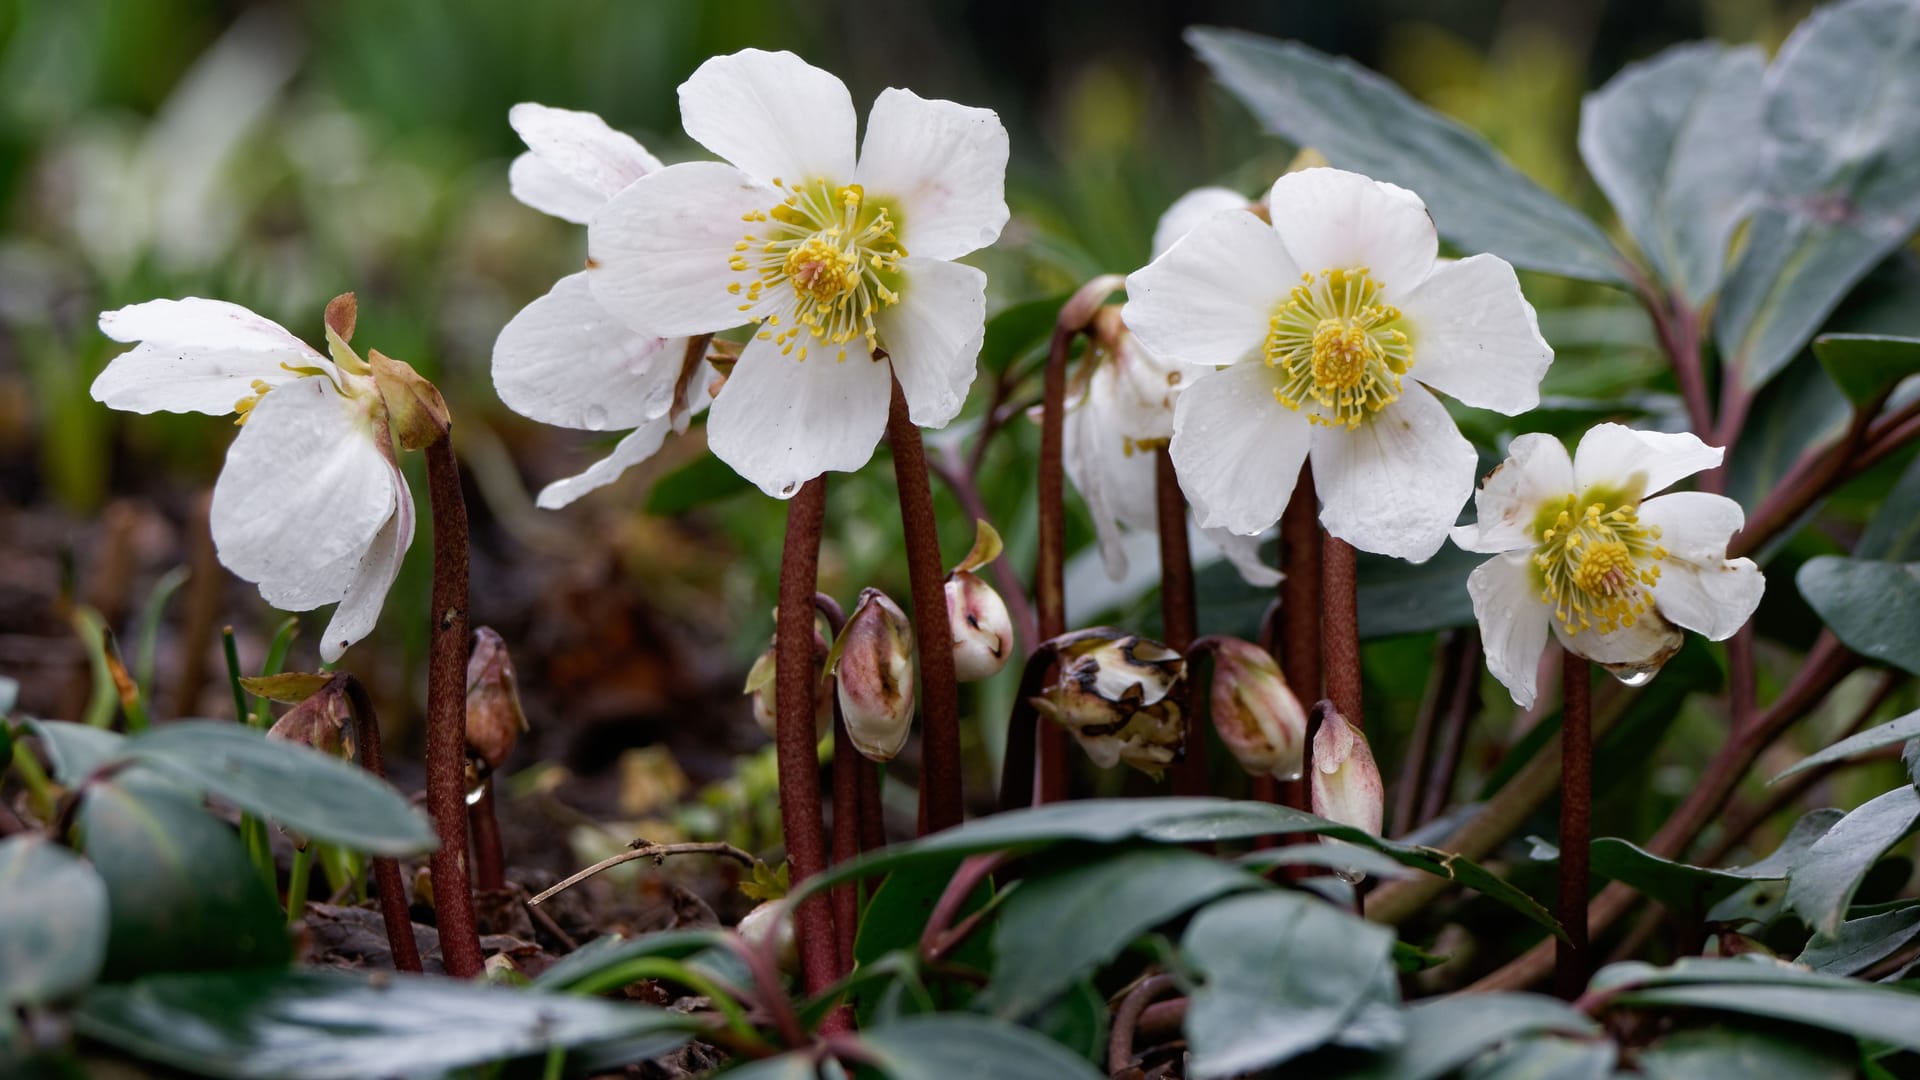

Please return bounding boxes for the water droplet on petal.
[1603,660,1661,687]
[584,404,609,430]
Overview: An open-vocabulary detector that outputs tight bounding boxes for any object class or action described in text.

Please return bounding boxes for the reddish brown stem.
[1155,448,1206,796]
[342,675,422,973]
[1279,469,1322,811]
[858,760,885,852]
[997,647,1054,811]
[1419,632,1483,826]
[775,478,840,1003]
[1322,534,1362,729]
[887,377,964,835]
[1556,653,1592,999]
[1732,390,1892,558]
[919,852,1006,961]
[1108,973,1178,1074]
[424,437,482,978]
[1034,323,1075,804]
[469,779,505,893]
[821,590,858,980]
[1392,632,1463,837]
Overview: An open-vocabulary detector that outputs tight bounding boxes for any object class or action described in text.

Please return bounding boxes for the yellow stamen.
[1265,267,1411,430]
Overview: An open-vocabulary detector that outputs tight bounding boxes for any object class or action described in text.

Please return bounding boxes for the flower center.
[1265,268,1411,430]
[728,179,906,363]
[1531,496,1668,635]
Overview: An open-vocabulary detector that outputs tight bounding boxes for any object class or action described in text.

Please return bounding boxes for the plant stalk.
[424,436,483,978]
[1278,470,1321,810]
[1556,653,1592,999]
[342,675,423,973]
[469,779,506,893]
[1154,447,1205,795]
[1322,534,1362,727]
[1033,321,1075,804]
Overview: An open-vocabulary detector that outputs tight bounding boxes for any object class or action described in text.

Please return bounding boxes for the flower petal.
[1312,385,1477,562]
[678,49,855,184]
[1554,609,1683,667]
[508,102,662,224]
[707,334,891,498]
[210,376,393,601]
[855,88,1008,261]
[494,271,680,431]
[587,161,779,337]
[1266,168,1437,293]
[1152,186,1251,259]
[1203,526,1282,588]
[319,467,414,664]
[1065,389,1157,580]
[1467,551,1553,709]
[1640,491,1764,640]
[1400,254,1552,415]
[1123,211,1298,368]
[1571,423,1723,499]
[1451,433,1574,553]
[535,422,672,510]
[94,298,331,415]
[875,256,986,429]
[1169,363,1312,536]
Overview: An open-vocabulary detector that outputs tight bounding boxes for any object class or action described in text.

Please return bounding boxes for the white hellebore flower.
[493,103,717,509]
[1066,186,1279,587]
[93,298,413,663]
[1451,423,1765,708]
[586,49,1009,497]
[1123,167,1553,562]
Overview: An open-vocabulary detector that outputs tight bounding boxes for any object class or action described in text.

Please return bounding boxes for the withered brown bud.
[834,588,916,762]
[1032,628,1187,778]
[267,673,356,762]
[465,627,528,791]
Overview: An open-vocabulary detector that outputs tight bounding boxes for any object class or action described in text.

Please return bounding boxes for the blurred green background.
[0,0,1825,833]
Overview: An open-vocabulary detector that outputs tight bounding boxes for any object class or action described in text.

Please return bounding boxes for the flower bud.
[370,348,452,452]
[1310,705,1383,837]
[834,588,916,762]
[465,627,528,792]
[946,570,1012,681]
[1208,638,1306,781]
[738,901,797,974]
[1032,629,1187,778]
[745,622,832,743]
[267,674,355,762]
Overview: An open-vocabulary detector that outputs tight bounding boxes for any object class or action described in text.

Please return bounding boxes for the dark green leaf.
[1858,453,1920,562]
[1462,1036,1614,1080]
[980,294,1070,374]
[1797,905,1920,975]
[1640,1024,1856,1080]
[645,452,750,515]
[72,968,694,1079]
[1579,42,1763,304]
[1784,785,1920,936]
[1238,841,1416,881]
[1596,957,1920,1052]
[530,929,735,993]
[1714,0,1920,391]
[1813,333,1920,406]
[1724,355,1851,525]
[1028,979,1108,1065]
[0,836,109,1006]
[1346,993,1596,1080]
[1774,708,1920,782]
[1798,557,1920,676]
[1358,547,1481,640]
[714,1055,819,1080]
[74,776,290,980]
[1588,838,1777,913]
[1186,28,1623,283]
[856,1013,1107,1079]
[26,720,126,785]
[850,858,990,1024]
[1705,809,1843,927]
[123,721,436,856]
[987,847,1263,1017]
[1181,892,1398,1077]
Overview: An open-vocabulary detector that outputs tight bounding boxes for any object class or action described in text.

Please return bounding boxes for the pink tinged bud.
[1032,629,1188,778]
[946,571,1012,682]
[1310,705,1383,837]
[465,627,528,790]
[745,619,834,743]
[1208,638,1306,781]
[266,675,356,762]
[834,588,917,762]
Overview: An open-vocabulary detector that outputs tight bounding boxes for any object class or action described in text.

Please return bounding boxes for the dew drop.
[1603,660,1661,688]
[464,779,488,806]
[583,404,610,430]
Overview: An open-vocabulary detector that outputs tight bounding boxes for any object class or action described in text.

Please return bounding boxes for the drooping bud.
[1310,704,1383,837]
[945,520,1012,682]
[737,901,797,974]
[1207,637,1306,781]
[465,627,528,796]
[833,588,916,762]
[745,617,832,743]
[266,674,356,762]
[1032,628,1187,778]
[370,348,452,452]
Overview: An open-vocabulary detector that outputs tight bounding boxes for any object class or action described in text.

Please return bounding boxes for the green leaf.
[1345,993,1595,1080]
[1186,28,1623,284]
[26,720,126,784]
[1705,809,1843,927]
[1812,333,1920,406]
[1238,841,1416,881]
[530,929,734,993]
[72,968,694,1079]
[1358,547,1481,640]
[1181,892,1398,1077]
[986,846,1264,1017]
[1783,785,1920,936]
[0,836,109,1007]
[1714,0,1920,391]
[849,858,990,1024]
[1461,1036,1615,1080]
[1028,978,1109,1065]
[856,1013,1106,1080]
[1579,42,1764,304]
[121,721,437,856]
[1640,1024,1857,1080]
[237,673,333,705]
[1774,707,1920,782]
[979,294,1070,374]
[1798,557,1920,676]
[1588,838,1779,913]
[1595,957,1920,1052]
[1797,905,1920,975]
[644,452,750,515]
[1724,354,1851,524]
[74,776,290,980]
[1858,452,1920,562]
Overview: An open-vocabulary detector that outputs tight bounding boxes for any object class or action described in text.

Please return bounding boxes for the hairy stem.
[342,676,423,973]
[469,779,506,893]
[1322,535,1362,727]
[1155,447,1206,795]
[776,477,840,1000]
[1557,653,1592,999]
[1034,322,1075,804]
[424,437,482,978]
[1279,470,1321,811]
